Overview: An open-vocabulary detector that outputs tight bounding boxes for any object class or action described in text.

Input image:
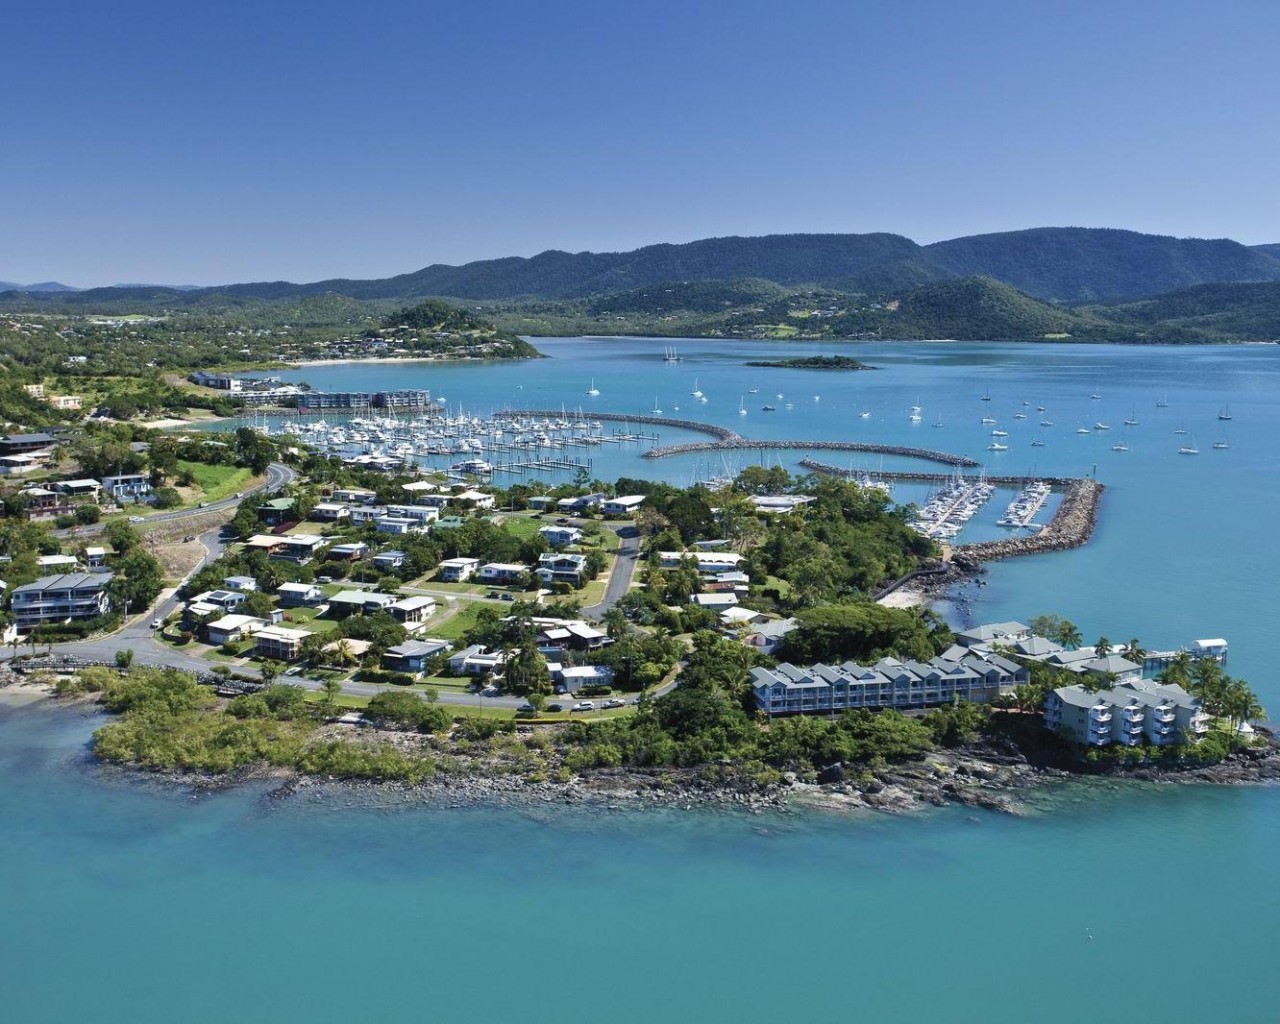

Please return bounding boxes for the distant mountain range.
[0,281,81,293]
[7,227,1280,307]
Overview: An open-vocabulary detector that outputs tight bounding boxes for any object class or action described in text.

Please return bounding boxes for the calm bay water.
[6,338,1280,1022]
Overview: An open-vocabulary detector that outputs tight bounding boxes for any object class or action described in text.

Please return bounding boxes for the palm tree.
[1094,636,1112,659]
[1159,651,1193,690]
[320,677,343,716]
[1122,638,1144,663]
[1059,621,1083,651]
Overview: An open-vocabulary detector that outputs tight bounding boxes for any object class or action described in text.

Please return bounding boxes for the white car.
[128,515,144,523]
[572,701,595,712]
[151,618,163,629]
[603,698,626,709]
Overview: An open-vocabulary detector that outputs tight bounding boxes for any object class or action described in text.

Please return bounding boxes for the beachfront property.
[536,552,588,586]
[384,504,440,526]
[1045,679,1210,747]
[188,588,248,614]
[36,554,80,572]
[751,650,1028,716]
[0,433,60,458]
[382,638,451,675]
[11,572,113,630]
[54,478,103,499]
[254,625,310,661]
[453,489,495,510]
[601,495,646,517]
[437,557,480,581]
[538,525,582,548]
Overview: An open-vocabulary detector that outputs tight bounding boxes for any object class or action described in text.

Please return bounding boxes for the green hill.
[923,227,1280,303]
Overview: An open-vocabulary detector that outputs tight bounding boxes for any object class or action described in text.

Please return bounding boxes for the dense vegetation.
[744,355,874,369]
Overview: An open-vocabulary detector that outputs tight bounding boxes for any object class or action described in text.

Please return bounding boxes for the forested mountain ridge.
[10,227,1280,309]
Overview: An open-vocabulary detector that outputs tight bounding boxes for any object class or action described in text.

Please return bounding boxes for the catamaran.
[987,442,1008,451]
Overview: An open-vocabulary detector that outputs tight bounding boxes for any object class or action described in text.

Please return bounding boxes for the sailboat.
[980,387,992,402]
[987,441,1008,451]
[1218,404,1233,421]
[663,346,680,363]
[585,378,600,396]
[738,396,747,416]
[1111,441,1129,452]
[1031,436,1046,447]
[932,412,944,428]
[691,379,703,398]
[858,410,871,419]
[1156,395,1169,408]
[1124,406,1138,426]
[1174,421,1189,435]
[651,398,663,414]
[1213,432,1230,450]
[1179,435,1200,455]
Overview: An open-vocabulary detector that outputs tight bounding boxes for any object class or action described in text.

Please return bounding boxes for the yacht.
[1156,395,1169,408]
[932,413,944,428]
[738,397,747,416]
[1111,442,1128,452]
[990,429,1008,437]
[1075,425,1091,434]
[1218,405,1233,421]
[1124,407,1139,426]
[858,410,871,419]
[651,398,663,414]
[981,388,992,402]
[1090,391,1102,400]
[1213,438,1230,450]
[585,379,600,396]
[761,404,776,412]
[909,411,922,422]
[1031,437,1046,447]
[1179,436,1200,455]
[987,442,1008,451]
[663,346,680,363]
[748,388,760,394]
[981,416,997,425]
[1094,422,1110,431]
[1174,422,1189,435]
[1040,419,1054,427]
[1013,411,1028,419]
[691,379,703,398]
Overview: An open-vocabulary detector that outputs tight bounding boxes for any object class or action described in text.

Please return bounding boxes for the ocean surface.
[7,338,1280,1022]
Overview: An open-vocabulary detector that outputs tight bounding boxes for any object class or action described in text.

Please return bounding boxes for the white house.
[602,494,646,517]
[448,644,507,675]
[277,581,323,607]
[536,553,588,586]
[311,502,351,522]
[206,614,270,646]
[479,562,529,583]
[539,525,582,548]
[438,557,480,582]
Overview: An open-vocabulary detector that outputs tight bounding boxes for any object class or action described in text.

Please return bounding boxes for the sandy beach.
[876,589,932,610]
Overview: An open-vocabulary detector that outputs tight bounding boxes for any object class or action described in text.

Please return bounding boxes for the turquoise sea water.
[7,339,1280,1022]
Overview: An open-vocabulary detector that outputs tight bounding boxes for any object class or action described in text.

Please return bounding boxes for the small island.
[745,355,876,370]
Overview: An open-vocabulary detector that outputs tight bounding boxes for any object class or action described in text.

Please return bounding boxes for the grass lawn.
[490,513,544,539]
[430,603,483,641]
[176,460,254,502]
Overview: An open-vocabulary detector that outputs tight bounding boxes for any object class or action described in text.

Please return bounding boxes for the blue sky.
[4,0,1277,286]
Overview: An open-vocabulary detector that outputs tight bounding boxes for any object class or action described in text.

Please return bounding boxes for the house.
[349,505,388,525]
[389,595,436,628]
[189,589,247,613]
[658,551,745,575]
[384,504,440,527]
[328,542,369,561]
[556,492,606,513]
[54,479,103,498]
[254,625,310,661]
[327,591,397,617]
[602,495,646,517]
[478,562,529,584]
[11,573,113,630]
[437,557,480,582]
[258,497,296,524]
[332,487,378,504]
[0,433,60,457]
[704,570,751,593]
[205,614,270,646]
[539,525,582,548]
[100,474,152,501]
[1081,654,1143,686]
[84,546,109,571]
[36,554,81,572]
[555,665,615,693]
[277,581,323,607]
[693,592,738,609]
[453,489,495,510]
[21,487,62,515]
[432,515,468,531]
[719,605,768,628]
[528,496,555,511]
[223,576,259,592]
[0,453,43,476]
[376,516,428,536]
[399,481,438,497]
[448,644,506,675]
[382,638,451,674]
[372,549,407,571]
[747,494,815,515]
[954,621,1032,648]
[531,618,611,652]
[536,553,588,586]
[744,617,798,655]
[1045,679,1210,747]
[250,534,326,563]
[320,637,372,664]
[311,502,351,522]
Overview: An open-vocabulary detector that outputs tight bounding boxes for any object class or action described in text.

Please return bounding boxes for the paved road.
[584,525,640,618]
[52,462,296,540]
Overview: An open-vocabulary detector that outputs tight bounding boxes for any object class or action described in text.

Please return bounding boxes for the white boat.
[1124,406,1138,426]
[748,388,760,394]
[651,398,663,414]
[1174,422,1189,435]
[1031,437,1046,447]
[1090,391,1102,400]
[738,397,747,416]
[762,404,776,412]
[663,346,680,362]
[1218,405,1232,421]
[1111,442,1128,452]
[909,412,922,422]
[1076,425,1090,434]
[1013,411,1028,419]
[858,410,871,419]
[981,416,996,425]
[585,379,600,396]
[987,442,1008,451]
[1156,395,1169,408]
[932,414,944,428]
[1094,422,1110,431]
[691,379,703,398]
[991,429,1008,437]
[1179,436,1200,455]
[1040,419,1054,427]
[981,388,992,402]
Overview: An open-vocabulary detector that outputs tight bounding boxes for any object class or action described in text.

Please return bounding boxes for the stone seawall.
[492,409,742,441]
[646,440,979,468]
[798,459,1078,487]
[954,479,1104,563]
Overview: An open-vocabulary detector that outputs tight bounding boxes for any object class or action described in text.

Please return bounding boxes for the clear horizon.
[5,0,1278,286]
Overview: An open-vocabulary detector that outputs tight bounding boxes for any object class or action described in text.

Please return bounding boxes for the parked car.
[602,698,626,709]
[546,703,564,713]
[516,703,537,714]
[198,501,209,508]
[316,575,333,583]
[572,701,595,712]
[500,593,515,601]
[151,618,163,629]
[128,515,144,523]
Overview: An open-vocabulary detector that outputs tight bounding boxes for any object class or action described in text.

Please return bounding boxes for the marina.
[996,480,1052,529]
[907,474,997,540]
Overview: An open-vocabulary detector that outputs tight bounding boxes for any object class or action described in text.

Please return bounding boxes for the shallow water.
[9,338,1280,1022]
